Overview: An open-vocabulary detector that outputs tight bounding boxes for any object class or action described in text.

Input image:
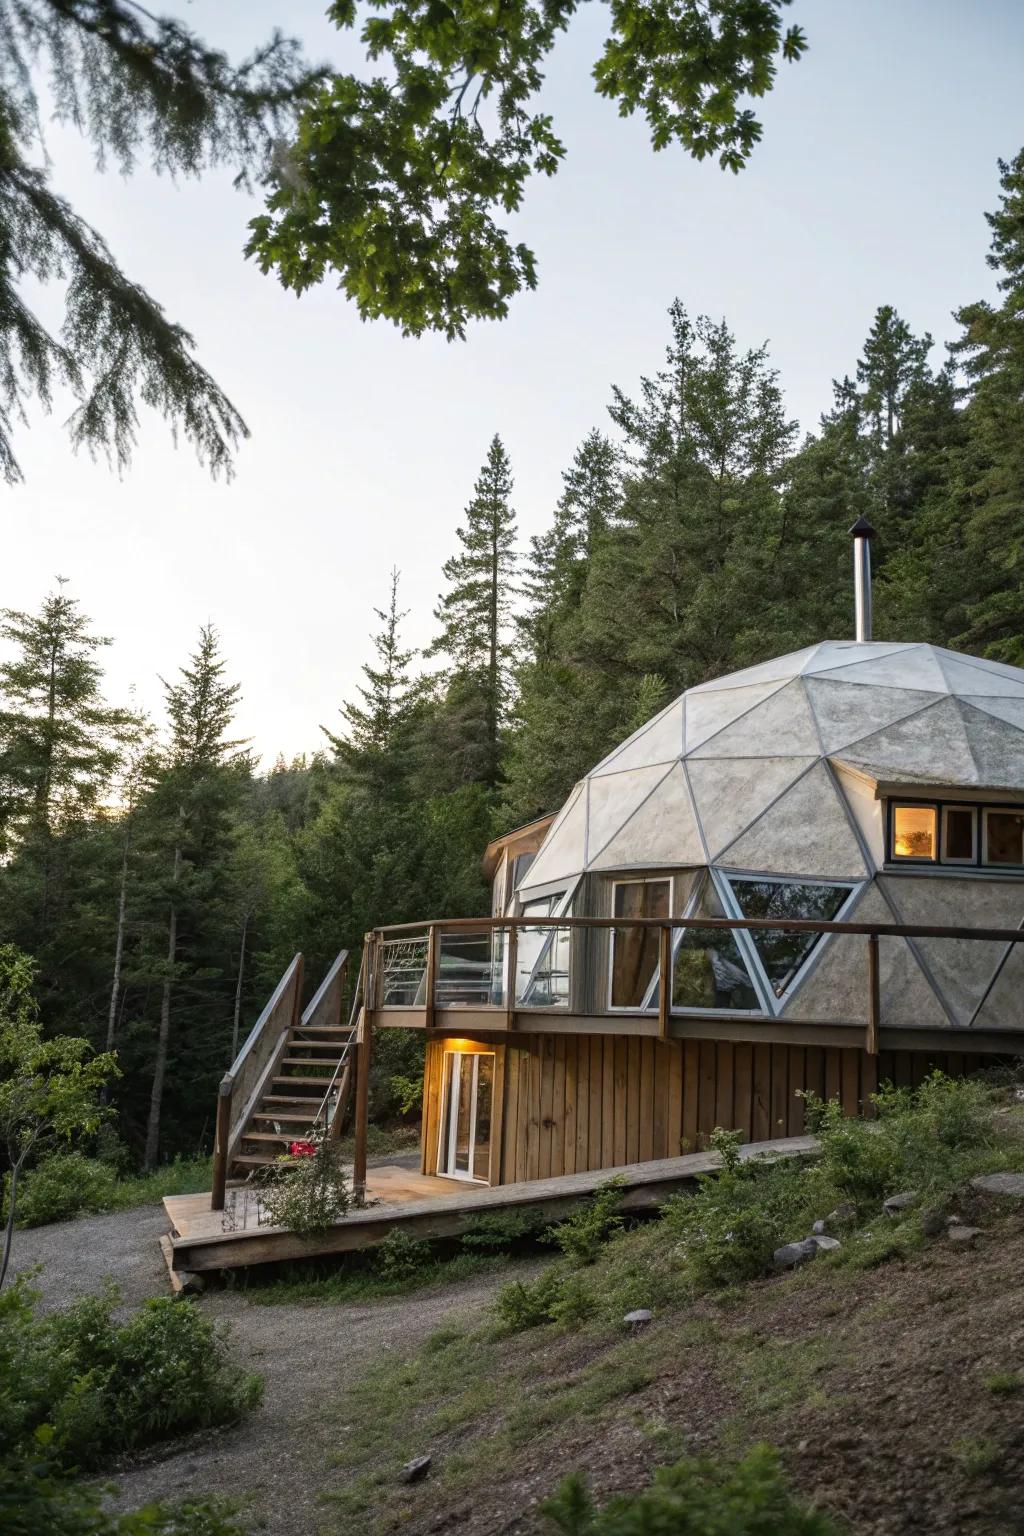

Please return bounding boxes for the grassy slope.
[314,1085,1024,1535]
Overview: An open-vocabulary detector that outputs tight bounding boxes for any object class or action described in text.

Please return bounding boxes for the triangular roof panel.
[586,763,674,865]
[835,696,977,785]
[687,646,820,695]
[716,761,867,878]
[805,677,938,755]
[590,761,704,869]
[683,679,787,754]
[689,678,821,759]
[686,755,816,860]
[591,698,684,777]
[815,644,950,692]
[517,782,586,890]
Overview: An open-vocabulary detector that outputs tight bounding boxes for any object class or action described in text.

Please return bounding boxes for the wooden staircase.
[211,949,358,1206]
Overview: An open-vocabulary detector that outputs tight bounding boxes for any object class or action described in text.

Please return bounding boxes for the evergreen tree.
[0,3,322,482]
[144,626,247,1168]
[427,435,520,788]
[323,569,415,804]
[0,584,135,847]
[947,149,1024,663]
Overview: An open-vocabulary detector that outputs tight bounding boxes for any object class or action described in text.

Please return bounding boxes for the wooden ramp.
[161,1134,819,1282]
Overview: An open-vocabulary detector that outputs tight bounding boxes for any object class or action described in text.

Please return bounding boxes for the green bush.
[495,1267,568,1331]
[388,1073,423,1117]
[460,1206,551,1249]
[257,1139,349,1237]
[1,1454,246,1536]
[546,1179,626,1265]
[0,1278,262,1471]
[541,1445,840,1534]
[14,1155,119,1228]
[372,1229,432,1282]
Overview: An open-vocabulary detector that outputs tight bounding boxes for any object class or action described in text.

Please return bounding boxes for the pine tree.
[324,569,415,804]
[144,626,247,1168]
[947,149,1024,663]
[0,3,323,482]
[427,435,520,788]
[0,584,136,846]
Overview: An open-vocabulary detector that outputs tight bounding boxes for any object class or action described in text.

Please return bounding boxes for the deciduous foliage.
[249,0,807,337]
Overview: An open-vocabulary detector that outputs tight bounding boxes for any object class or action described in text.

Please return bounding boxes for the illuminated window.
[892,804,937,861]
[941,806,977,864]
[983,809,1024,867]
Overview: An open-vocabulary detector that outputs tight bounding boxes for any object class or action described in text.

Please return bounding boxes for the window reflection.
[726,878,853,996]
[893,804,937,860]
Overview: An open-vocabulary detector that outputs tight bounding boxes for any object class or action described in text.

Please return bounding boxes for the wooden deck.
[161,1135,819,1281]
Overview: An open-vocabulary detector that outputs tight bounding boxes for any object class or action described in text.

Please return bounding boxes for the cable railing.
[370,912,1024,1051]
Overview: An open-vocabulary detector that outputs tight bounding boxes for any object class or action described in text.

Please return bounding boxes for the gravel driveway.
[11,1205,523,1535]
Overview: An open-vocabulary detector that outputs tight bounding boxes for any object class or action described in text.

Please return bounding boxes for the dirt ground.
[390,1206,1024,1536]
[13,1196,1024,1536]
[10,1206,527,1536]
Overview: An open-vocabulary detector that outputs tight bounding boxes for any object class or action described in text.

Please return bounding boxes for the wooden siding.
[420,1033,998,1186]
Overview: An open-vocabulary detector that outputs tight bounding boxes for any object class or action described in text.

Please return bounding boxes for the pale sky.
[6,1,1023,765]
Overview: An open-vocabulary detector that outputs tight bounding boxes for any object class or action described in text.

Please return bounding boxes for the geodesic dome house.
[513,640,1024,1035]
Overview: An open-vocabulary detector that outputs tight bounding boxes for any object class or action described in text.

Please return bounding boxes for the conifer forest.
[3,148,1023,1166]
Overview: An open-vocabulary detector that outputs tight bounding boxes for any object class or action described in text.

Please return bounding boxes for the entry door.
[439,1052,494,1182]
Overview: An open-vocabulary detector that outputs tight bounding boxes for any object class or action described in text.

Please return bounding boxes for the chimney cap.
[849,515,877,539]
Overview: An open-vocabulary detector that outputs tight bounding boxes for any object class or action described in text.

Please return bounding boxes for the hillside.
[313,1079,1024,1535]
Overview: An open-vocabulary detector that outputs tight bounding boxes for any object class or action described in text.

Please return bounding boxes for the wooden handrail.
[374,915,1024,943]
[301,948,349,1030]
[225,952,304,1085]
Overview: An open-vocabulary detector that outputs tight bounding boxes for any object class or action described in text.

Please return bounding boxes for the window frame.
[716,869,862,1014]
[886,798,1024,871]
[981,807,1024,869]
[607,875,673,1012]
[940,804,978,866]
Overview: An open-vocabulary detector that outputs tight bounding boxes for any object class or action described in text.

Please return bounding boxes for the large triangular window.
[723,876,859,998]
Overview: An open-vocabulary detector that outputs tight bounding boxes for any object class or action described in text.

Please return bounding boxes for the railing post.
[353,937,375,1203]
[866,932,880,1056]
[658,924,671,1039]
[506,921,518,1031]
[290,952,305,1031]
[211,1075,233,1211]
[424,923,438,1028]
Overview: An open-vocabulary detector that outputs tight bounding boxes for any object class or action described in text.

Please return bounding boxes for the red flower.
[289,1139,316,1158]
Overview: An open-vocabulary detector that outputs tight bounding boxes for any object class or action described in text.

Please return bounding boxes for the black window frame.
[886,797,1024,871]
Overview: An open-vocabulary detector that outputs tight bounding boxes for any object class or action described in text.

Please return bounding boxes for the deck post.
[353,937,375,1202]
[658,925,671,1039]
[424,923,438,1029]
[211,1075,233,1211]
[866,932,880,1056]
[506,922,518,1030]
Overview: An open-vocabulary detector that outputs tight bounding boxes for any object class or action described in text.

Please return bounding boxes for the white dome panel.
[683,679,787,754]
[687,755,815,860]
[717,762,867,879]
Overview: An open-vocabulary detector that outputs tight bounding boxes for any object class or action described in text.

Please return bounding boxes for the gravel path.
[11,1206,524,1535]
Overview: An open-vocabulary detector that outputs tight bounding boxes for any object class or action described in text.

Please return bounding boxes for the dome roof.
[519,641,1024,895]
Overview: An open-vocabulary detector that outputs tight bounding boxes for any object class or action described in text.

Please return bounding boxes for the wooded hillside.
[2,149,1022,1167]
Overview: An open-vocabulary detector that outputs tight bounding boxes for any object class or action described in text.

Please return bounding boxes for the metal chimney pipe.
[849,515,877,642]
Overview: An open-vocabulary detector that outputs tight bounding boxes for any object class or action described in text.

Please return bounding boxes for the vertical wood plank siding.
[419,1035,994,1186]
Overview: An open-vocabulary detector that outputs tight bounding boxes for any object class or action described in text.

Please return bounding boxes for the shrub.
[546,1179,626,1265]
[0,1277,262,1471]
[257,1138,349,1237]
[540,1444,840,1534]
[388,1074,423,1117]
[495,1267,567,1332]
[14,1154,119,1228]
[460,1206,551,1249]
[373,1229,432,1282]
[1,1455,246,1536]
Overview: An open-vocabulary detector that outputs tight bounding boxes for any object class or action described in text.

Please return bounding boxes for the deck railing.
[369,912,1024,1054]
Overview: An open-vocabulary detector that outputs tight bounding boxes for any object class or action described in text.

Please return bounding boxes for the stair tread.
[243,1131,316,1144]
[293,1026,352,1036]
[230,1153,281,1167]
[272,1075,338,1086]
[251,1113,319,1125]
[263,1093,324,1103]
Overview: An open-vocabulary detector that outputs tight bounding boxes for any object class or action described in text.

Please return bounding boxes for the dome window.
[722,875,860,1000]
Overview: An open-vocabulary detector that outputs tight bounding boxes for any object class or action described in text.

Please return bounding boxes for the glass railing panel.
[515,924,571,1009]
[437,929,506,1008]
[671,925,760,1012]
[379,935,429,1008]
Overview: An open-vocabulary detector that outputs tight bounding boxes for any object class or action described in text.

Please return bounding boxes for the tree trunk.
[145,821,182,1170]
[231,910,249,1061]
[106,816,133,1053]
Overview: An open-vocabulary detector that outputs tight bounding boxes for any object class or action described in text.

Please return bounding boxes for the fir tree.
[324,569,415,804]
[144,625,247,1168]
[0,2,324,481]
[427,435,520,788]
[948,149,1024,664]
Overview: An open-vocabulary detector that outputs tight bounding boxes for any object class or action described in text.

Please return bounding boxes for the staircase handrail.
[211,952,304,1210]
